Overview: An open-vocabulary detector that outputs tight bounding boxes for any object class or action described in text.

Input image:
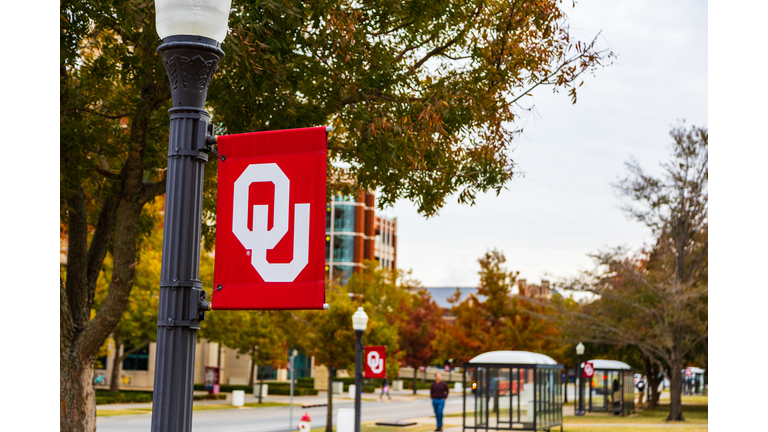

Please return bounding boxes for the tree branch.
[140,178,167,204]
[61,107,129,120]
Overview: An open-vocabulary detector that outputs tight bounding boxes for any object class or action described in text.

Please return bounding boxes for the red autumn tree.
[434,250,565,364]
[396,287,445,394]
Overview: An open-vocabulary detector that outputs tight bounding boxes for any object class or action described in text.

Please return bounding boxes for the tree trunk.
[413,367,418,395]
[259,365,265,404]
[110,335,123,392]
[248,347,256,388]
[666,357,685,421]
[326,367,335,432]
[61,353,97,432]
[61,279,97,432]
[643,356,662,409]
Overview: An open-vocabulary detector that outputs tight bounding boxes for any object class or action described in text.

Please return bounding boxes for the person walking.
[636,378,646,409]
[380,378,392,400]
[431,373,449,431]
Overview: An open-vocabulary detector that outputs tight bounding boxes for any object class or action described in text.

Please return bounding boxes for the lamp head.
[576,342,585,356]
[352,307,368,331]
[155,0,232,42]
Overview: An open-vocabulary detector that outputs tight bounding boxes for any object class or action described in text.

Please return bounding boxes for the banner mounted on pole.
[212,126,327,310]
[364,346,386,379]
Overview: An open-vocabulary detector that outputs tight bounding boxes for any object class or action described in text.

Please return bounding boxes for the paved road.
[97,394,464,432]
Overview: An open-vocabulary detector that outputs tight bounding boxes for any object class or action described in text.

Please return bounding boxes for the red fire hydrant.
[298,413,311,431]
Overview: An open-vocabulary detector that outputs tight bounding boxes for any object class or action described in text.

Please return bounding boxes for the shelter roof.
[583,359,633,370]
[468,350,558,365]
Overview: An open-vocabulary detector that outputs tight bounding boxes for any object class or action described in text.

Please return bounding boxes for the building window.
[326,205,332,231]
[257,364,277,380]
[291,351,313,379]
[333,204,356,232]
[122,344,150,371]
[331,265,356,284]
[334,194,356,203]
[332,235,356,263]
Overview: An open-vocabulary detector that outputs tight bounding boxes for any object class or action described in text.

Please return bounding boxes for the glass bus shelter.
[581,360,634,416]
[463,351,563,432]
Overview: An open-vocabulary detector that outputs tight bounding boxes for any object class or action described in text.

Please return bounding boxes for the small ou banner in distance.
[212,127,327,310]
[583,361,595,378]
[364,346,386,379]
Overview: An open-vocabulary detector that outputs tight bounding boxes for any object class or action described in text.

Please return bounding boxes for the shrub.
[193,394,227,401]
[95,389,154,405]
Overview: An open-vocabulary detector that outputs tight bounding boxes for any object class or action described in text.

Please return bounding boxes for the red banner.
[212,127,327,310]
[583,361,595,378]
[364,346,386,378]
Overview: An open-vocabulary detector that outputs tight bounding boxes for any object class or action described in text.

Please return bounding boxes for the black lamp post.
[150,1,230,431]
[575,342,585,416]
[352,307,369,432]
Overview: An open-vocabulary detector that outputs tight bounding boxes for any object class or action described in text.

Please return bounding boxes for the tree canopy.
[553,123,708,421]
[60,1,612,430]
[434,249,565,364]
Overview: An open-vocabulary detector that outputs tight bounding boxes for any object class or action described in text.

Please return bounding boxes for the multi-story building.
[326,191,397,284]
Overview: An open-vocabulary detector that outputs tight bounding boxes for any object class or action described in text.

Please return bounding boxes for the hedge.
[95,389,153,405]
[193,393,227,401]
[192,383,318,396]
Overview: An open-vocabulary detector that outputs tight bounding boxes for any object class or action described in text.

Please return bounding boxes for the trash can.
[232,390,245,407]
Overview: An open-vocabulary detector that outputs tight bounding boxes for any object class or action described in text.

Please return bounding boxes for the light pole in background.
[575,342,585,416]
[289,349,298,431]
[352,307,369,432]
[150,1,231,431]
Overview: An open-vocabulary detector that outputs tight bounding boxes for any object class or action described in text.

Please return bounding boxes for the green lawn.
[97,408,153,417]
[563,427,708,432]
[565,401,708,425]
[97,401,289,416]
[243,402,291,408]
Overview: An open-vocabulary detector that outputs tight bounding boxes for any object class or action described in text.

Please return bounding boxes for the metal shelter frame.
[462,351,564,432]
[580,360,635,416]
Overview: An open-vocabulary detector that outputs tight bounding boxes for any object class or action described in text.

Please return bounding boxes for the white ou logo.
[232,163,309,282]
[367,350,384,374]
[584,363,594,377]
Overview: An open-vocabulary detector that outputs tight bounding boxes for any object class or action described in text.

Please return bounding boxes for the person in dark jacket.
[431,373,449,431]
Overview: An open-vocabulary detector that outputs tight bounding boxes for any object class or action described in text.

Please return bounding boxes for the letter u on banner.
[212,126,327,310]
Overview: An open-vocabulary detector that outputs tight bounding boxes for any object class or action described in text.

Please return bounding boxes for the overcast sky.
[381,0,708,288]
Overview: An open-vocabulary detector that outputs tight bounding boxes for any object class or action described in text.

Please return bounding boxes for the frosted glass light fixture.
[156,0,232,42]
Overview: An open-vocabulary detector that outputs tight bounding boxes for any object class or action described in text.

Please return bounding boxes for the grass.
[564,402,708,425]
[97,401,290,416]
[563,427,708,432]
[243,402,291,408]
[97,408,152,417]
[681,395,708,404]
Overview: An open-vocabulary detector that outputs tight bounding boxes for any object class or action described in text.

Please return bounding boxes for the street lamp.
[150,2,231,432]
[575,342,585,416]
[352,307,369,432]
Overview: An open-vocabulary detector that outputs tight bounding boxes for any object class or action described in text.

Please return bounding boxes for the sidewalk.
[96,388,431,410]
